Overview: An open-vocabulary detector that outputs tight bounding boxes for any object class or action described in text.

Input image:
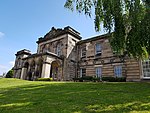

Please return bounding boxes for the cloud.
[9,61,15,66]
[0,32,5,38]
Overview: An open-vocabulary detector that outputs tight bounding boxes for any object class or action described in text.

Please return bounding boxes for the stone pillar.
[21,68,27,79]
[26,65,31,80]
[41,62,51,78]
[33,64,38,80]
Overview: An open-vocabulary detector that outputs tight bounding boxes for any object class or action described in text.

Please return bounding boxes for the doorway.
[50,61,61,80]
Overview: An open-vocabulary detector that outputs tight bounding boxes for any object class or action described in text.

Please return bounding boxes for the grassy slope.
[0,78,150,113]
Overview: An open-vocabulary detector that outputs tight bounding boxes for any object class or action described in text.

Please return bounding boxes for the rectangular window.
[56,44,62,56]
[81,47,86,58]
[80,68,86,77]
[95,67,102,78]
[95,43,102,55]
[114,66,122,77]
[142,59,150,78]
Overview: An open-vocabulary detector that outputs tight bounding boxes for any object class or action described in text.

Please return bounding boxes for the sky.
[0,0,105,75]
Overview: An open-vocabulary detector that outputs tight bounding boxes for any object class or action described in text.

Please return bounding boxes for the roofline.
[77,33,111,45]
[23,51,62,60]
[36,26,82,44]
[15,49,31,56]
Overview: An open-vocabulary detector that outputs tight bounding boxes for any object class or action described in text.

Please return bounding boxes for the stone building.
[13,26,150,81]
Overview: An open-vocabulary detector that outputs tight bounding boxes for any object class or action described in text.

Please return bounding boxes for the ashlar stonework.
[13,26,150,81]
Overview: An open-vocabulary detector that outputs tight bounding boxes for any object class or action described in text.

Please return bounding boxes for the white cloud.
[9,61,15,66]
[0,32,5,38]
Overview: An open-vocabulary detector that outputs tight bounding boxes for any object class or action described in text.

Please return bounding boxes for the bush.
[102,77,126,82]
[73,76,93,82]
[36,78,53,81]
[73,76,126,82]
[72,77,83,82]
[73,76,101,82]
[92,77,101,82]
[82,76,93,81]
[6,69,14,78]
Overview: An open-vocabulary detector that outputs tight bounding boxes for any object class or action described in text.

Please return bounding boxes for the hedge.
[73,76,126,82]
[35,78,53,81]
[102,77,126,82]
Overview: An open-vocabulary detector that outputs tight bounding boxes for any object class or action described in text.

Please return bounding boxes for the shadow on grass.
[0,80,150,113]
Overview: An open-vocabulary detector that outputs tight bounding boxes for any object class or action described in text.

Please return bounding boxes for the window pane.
[56,43,62,56]
[80,68,86,77]
[96,67,102,78]
[81,47,86,57]
[114,66,122,77]
[142,59,150,78]
[95,43,101,54]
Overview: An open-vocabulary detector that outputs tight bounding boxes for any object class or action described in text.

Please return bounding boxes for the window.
[40,45,44,53]
[95,43,102,55]
[114,66,122,77]
[80,68,86,77]
[142,59,150,78]
[81,47,86,58]
[55,43,62,56]
[95,67,102,78]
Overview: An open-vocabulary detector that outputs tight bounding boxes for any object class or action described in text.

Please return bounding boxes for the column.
[26,65,31,80]
[21,68,27,79]
[33,64,38,80]
[41,62,51,78]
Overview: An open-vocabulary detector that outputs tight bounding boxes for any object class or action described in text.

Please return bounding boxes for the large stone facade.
[13,26,150,81]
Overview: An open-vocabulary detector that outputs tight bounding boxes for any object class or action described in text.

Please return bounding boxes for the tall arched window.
[17,58,21,68]
[95,43,102,55]
[55,43,62,56]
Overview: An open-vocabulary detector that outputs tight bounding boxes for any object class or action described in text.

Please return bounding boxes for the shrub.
[36,78,53,81]
[73,76,100,82]
[82,76,93,81]
[50,78,53,81]
[73,76,126,82]
[102,77,126,82]
[6,69,14,78]
[92,77,101,82]
[73,77,83,82]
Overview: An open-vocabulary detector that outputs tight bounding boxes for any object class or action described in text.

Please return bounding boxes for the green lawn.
[0,78,150,113]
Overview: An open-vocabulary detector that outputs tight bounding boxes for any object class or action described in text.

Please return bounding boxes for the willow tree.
[65,0,150,59]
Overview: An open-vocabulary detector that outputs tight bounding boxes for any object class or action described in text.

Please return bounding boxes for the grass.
[0,78,150,113]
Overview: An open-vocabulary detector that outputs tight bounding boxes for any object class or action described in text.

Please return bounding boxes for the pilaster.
[21,68,27,79]
[41,62,51,78]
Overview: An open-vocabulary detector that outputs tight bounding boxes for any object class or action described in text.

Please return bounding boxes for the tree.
[65,0,150,59]
[6,69,14,78]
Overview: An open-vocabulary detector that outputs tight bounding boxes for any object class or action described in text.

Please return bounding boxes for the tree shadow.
[0,81,150,113]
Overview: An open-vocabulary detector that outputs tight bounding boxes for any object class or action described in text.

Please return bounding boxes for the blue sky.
[0,0,105,75]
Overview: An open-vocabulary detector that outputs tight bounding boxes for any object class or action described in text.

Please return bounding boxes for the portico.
[16,51,63,81]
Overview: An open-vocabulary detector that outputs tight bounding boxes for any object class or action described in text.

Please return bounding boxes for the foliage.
[5,69,14,78]
[35,78,53,81]
[73,76,126,82]
[65,0,150,59]
[102,77,126,82]
[73,76,96,82]
[0,78,150,113]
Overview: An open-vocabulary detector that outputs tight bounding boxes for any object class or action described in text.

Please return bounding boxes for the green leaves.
[65,0,150,59]
[65,0,94,17]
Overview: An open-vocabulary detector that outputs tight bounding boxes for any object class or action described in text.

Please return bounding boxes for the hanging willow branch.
[65,0,150,59]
